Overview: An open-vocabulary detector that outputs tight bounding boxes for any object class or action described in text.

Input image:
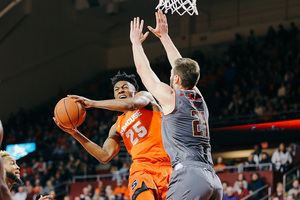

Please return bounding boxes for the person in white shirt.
[13,186,27,200]
[271,143,293,172]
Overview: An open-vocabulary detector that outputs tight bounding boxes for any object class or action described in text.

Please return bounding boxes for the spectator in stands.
[214,156,226,173]
[222,181,229,195]
[20,162,33,179]
[233,180,249,200]
[288,180,300,196]
[118,162,129,180]
[105,185,116,200]
[248,172,264,200]
[272,143,293,172]
[242,154,257,171]
[23,180,32,193]
[33,178,43,195]
[259,152,271,170]
[26,185,35,200]
[113,180,129,200]
[271,182,286,200]
[287,143,297,161]
[110,155,123,172]
[292,188,300,200]
[80,187,91,200]
[75,158,86,175]
[33,157,47,174]
[223,186,238,200]
[53,171,64,196]
[94,181,105,197]
[52,143,64,157]
[14,186,27,200]
[252,144,263,165]
[87,183,95,198]
[233,173,248,192]
[92,190,101,200]
[11,189,16,199]
[43,180,54,196]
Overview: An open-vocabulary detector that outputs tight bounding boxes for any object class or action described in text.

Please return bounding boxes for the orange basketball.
[54,97,86,129]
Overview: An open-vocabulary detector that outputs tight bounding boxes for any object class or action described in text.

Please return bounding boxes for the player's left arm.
[150,10,201,94]
[130,17,174,108]
[69,91,157,112]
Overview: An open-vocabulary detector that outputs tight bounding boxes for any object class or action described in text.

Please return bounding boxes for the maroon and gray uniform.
[162,90,222,200]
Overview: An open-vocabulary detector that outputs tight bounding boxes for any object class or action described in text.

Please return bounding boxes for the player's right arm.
[53,118,122,163]
[68,91,160,112]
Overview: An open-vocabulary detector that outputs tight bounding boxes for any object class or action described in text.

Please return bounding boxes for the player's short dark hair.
[174,58,200,89]
[111,71,139,91]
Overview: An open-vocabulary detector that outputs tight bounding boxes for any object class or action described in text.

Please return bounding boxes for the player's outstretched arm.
[148,10,182,68]
[0,120,13,200]
[130,17,174,109]
[68,92,158,112]
[53,118,121,163]
[149,10,200,94]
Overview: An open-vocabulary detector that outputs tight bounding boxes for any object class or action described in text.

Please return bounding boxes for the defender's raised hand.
[148,9,168,38]
[130,17,149,45]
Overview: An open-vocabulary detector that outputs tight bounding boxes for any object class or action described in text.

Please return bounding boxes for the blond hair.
[0,150,10,158]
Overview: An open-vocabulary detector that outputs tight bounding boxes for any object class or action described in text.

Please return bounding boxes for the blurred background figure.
[214,156,227,174]
[272,143,293,172]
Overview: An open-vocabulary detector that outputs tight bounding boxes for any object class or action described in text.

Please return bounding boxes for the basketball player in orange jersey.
[0,121,53,200]
[53,72,172,200]
[130,10,222,200]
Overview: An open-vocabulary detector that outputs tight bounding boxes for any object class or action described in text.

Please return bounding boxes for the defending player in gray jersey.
[162,90,213,168]
[130,10,223,200]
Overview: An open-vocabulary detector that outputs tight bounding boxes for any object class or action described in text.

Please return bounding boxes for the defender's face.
[113,81,136,99]
[3,156,21,181]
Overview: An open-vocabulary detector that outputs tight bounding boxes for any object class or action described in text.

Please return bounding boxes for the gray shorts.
[166,161,223,200]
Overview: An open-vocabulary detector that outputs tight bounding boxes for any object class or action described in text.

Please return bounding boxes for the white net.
[156,0,198,16]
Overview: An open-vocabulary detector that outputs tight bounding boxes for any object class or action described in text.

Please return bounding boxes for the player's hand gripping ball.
[54,97,86,129]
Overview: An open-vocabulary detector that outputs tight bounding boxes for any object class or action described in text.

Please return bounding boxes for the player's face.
[113,81,136,99]
[3,156,22,184]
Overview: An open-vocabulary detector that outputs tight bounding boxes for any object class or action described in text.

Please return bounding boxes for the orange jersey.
[116,108,170,164]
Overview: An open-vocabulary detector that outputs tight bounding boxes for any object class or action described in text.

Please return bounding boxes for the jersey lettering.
[120,110,143,135]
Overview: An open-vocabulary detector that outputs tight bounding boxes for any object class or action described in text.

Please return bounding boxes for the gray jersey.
[162,90,214,168]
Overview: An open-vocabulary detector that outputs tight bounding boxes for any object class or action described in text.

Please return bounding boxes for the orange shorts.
[128,162,172,200]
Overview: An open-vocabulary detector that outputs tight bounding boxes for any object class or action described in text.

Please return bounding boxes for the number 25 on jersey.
[125,121,148,145]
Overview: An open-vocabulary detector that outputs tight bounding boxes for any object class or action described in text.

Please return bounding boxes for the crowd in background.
[2,22,300,200]
[214,143,299,174]
[222,175,300,200]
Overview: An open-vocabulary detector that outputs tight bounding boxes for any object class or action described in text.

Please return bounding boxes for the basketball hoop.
[156,0,198,16]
